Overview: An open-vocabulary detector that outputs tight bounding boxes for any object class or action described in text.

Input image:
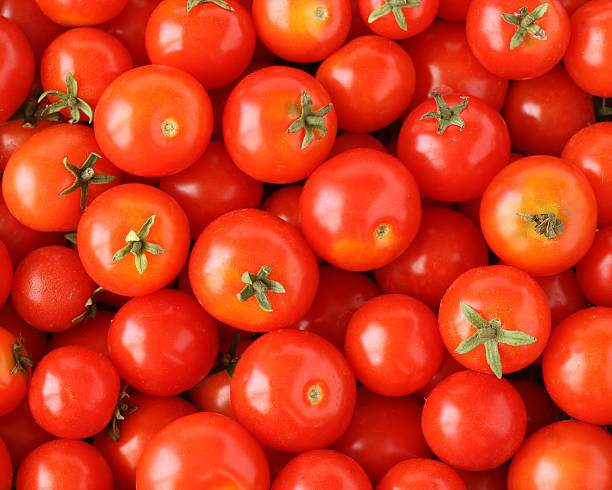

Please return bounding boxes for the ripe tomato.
[0,328,30,416]
[328,132,386,157]
[0,436,11,490]
[0,299,48,367]
[532,268,588,327]
[231,329,356,452]
[480,155,597,276]
[300,148,421,271]
[358,0,437,39]
[34,0,129,26]
[510,380,559,437]
[94,65,213,177]
[77,183,190,297]
[575,227,612,307]
[377,458,467,490]
[437,0,469,21]
[0,119,57,174]
[136,412,270,489]
[0,241,10,309]
[261,185,304,229]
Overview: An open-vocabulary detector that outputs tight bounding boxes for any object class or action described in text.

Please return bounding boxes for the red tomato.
[0,241,10,309]
[316,35,416,133]
[189,208,319,332]
[328,132,386,157]
[466,0,570,80]
[414,351,464,402]
[0,328,30,416]
[272,450,372,490]
[345,294,443,396]
[0,436,11,490]
[300,148,421,271]
[358,0,437,39]
[480,155,598,276]
[136,412,270,489]
[0,119,58,174]
[507,421,612,490]
[16,439,113,489]
[34,0,129,26]
[231,329,356,452]
[576,227,612,307]
[533,267,588,327]
[454,465,508,490]
[422,370,527,471]
[0,299,47,367]
[510,380,559,437]
[261,185,303,229]
[94,65,213,177]
[437,0,469,21]
[47,310,113,356]
[77,184,191,297]
[377,458,467,490]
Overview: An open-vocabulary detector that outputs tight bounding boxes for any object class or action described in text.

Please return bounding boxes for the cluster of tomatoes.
[1,0,612,488]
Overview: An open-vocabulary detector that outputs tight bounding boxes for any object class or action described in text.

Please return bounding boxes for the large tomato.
[34,0,129,26]
[377,458,467,490]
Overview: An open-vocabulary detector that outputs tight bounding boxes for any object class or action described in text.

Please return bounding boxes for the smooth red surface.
[377,458,467,490]
[261,185,303,229]
[47,310,113,357]
[533,268,588,327]
[0,242,10,309]
[576,227,612,307]
[329,132,386,157]
[0,328,28,416]
[0,119,57,174]
[0,299,47,366]
[511,380,559,437]
[0,436,11,490]
[34,0,129,26]
[358,0,437,39]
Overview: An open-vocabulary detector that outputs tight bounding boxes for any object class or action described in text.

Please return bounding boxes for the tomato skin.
[507,420,612,490]
[329,132,386,157]
[564,0,612,97]
[0,119,57,174]
[16,439,113,490]
[0,241,10,309]
[316,35,416,133]
[146,0,256,89]
[94,65,213,177]
[510,380,559,437]
[454,465,508,490]
[576,227,612,307]
[261,185,303,229]
[0,17,35,125]
[47,310,113,356]
[422,370,527,471]
[413,351,464,402]
[437,0,469,21]
[0,436,11,490]
[0,299,47,367]
[377,458,467,490]
[300,148,422,271]
[0,328,29,417]
[466,0,570,80]
[480,155,598,276]
[533,268,588,327]
[231,329,356,452]
[34,0,129,26]
[358,0,437,39]
[136,412,270,490]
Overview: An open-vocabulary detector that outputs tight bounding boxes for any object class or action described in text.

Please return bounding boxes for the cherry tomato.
[0,299,47,367]
[328,132,386,157]
[377,458,467,490]
[0,436,11,490]
[358,0,437,39]
[0,241,10,309]
[414,351,464,402]
[0,328,30,416]
[261,185,303,229]
[0,119,57,174]
[533,267,588,327]
[34,0,129,26]
[575,227,612,307]
[437,0,470,21]
[47,310,113,356]
[510,379,559,437]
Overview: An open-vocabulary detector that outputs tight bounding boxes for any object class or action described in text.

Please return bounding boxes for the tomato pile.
[1,0,612,488]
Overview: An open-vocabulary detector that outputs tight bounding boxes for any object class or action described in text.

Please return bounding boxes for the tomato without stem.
[533,267,588,327]
[377,458,467,490]
[576,227,612,307]
[47,310,113,356]
[0,119,57,174]
[510,379,559,437]
[34,0,129,26]
[0,436,10,490]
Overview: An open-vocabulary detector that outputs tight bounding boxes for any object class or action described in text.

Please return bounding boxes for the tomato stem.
[38,72,93,124]
[71,286,105,325]
[11,336,33,385]
[237,266,286,312]
[286,91,333,149]
[501,3,549,50]
[368,0,421,31]
[420,92,469,135]
[60,152,116,211]
[112,215,165,275]
[107,386,139,443]
[187,0,234,11]
[517,212,564,240]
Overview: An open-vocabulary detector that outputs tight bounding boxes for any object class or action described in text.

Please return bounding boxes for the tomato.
[231,329,356,452]
[480,155,598,276]
[542,306,612,425]
[29,345,120,439]
[253,0,350,62]
[146,0,256,89]
[345,294,443,396]
[414,351,464,402]
[575,227,612,307]
[261,185,303,229]
[401,20,508,112]
[0,17,35,124]
[510,380,559,437]
[300,148,421,271]
[330,387,432,484]
[561,122,612,228]
[34,0,129,26]
[422,370,527,471]
[2,124,122,232]
[136,412,270,489]
[358,0,437,39]
[0,241,10,309]
[398,93,510,202]
[0,436,10,490]
[47,310,113,356]
[0,299,47,368]
[77,183,190,297]
[0,328,30,417]
[272,450,372,490]
[93,394,198,490]
[374,208,489,313]
[532,267,588,327]
[507,420,612,490]
[223,66,337,184]
[377,458,467,490]
[316,35,415,133]
[437,0,469,21]
[466,0,570,80]
[159,141,263,240]
[94,65,213,177]
[454,465,508,490]
[16,439,113,489]
[563,0,612,97]
[189,208,319,332]
[501,64,594,157]
[0,119,57,174]
[328,132,386,157]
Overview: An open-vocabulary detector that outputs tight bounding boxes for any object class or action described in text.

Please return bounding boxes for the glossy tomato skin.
[16,439,113,490]
[398,94,510,202]
[328,132,386,157]
[480,155,597,276]
[0,436,10,490]
[2,124,122,232]
[261,185,303,228]
[272,450,372,490]
[576,227,612,307]
[223,66,337,184]
[0,241,10,309]
[47,310,113,356]
[437,0,470,21]
[358,0,437,39]
[413,350,464,402]
[501,65,594,157]
[510,380,559,437]
[542,307,612,425]
[0,299,47,367]
[564,0,612,97]
[0,119,57,174]
[316,35,416,133]
[34,0,129,26]
[94,65,213,177]
[231,329,356,452]
[146,0,256,89]
[466,0,570,80]
[77,184,190,297]
[189,208,318,332]
[253,0,351,62]
[377,458,467,490]
[0,328,29,416]
[300,148,421,271]
[507,420,612,490]
[0,17,35,124]
[533,267,588,327]
[136,412,270,490]
[422,370,527,471]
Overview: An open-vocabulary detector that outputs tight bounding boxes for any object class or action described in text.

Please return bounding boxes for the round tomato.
[34,0,129,26]
[575,227,612,307]
[510,380,559,437]
[377,458,467,490]
[533,268,588,327]
[0,119,57,174]
[328,132,386,157]
[261,185,303,229]
[359,0,437,39]
[0,328,30,416]
[0,436,11,490]
[47,310,113,356]
[0,241,10,309]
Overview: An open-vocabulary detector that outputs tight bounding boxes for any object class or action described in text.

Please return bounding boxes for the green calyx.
[38,72,93,124]
[237,266,286,312]
[107,386,139,443]
[60,153,116,211]
[420,92,469,135]
[187,0,234,11]
[112,215,165,275]
[11,336,33,384]
[286,91,333,149]
[455,302,536,379]
[9,86,62,128]
[517,212,563,240]
[501,3,549,50]
[207,333,242,379]
[368,0,421,31]
[71,286,105,325]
